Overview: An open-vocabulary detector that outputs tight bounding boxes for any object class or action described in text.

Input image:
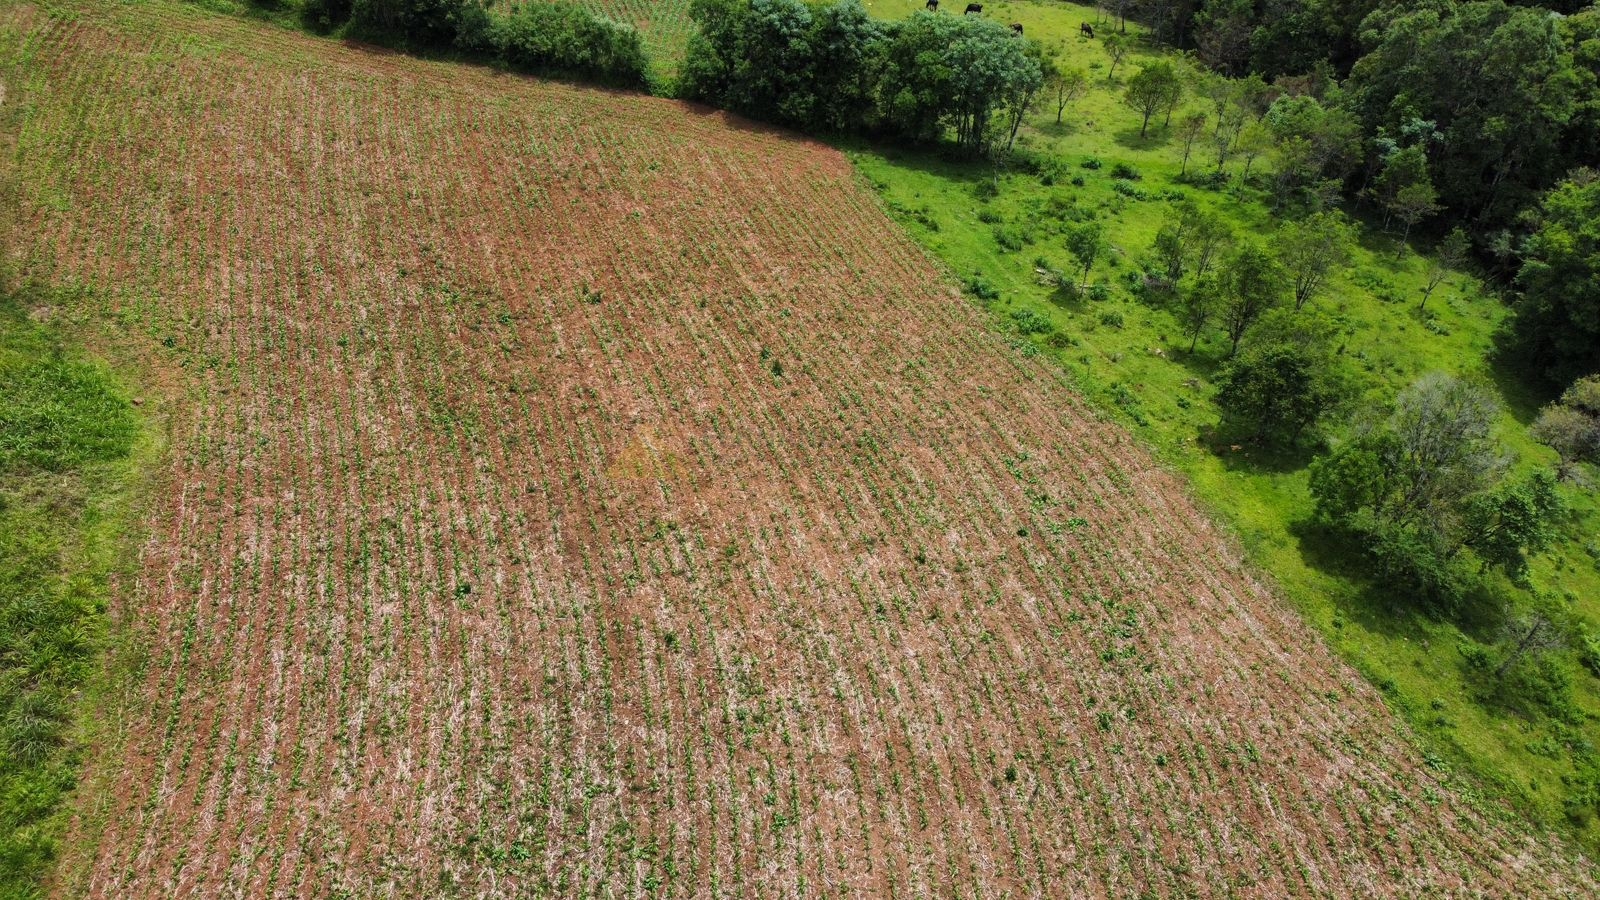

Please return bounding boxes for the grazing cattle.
[964,2,981,13]
[1010,22,1023,34]
[926,0,938,9]
[1080,22,1094,37]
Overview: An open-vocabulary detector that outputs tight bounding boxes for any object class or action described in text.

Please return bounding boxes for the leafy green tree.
[1308,374,1519,613]
[1512,173,1600,389]
[1347,1,1584,231]
[806,0,884,132]
[1215,342,1347,447]
[1369,145,1429,229]
[1193,0,1252,75]
[1420,227,1470,311]
[1179,275,1220,352]
[1176,111,1207,175]
[1311,374,1505,530]
[1278,212,1354,310]
[1151,200,1230,284]
[1459,472,1564,583]
[1531,375,1600,476]
[1064,222,1107,286]
[349,0,466,46]
[1123,62,1181,138]
[1218,243,1286,355]
[1263,94,1361,206]
[1044,60,1088,126]
[1391,180,1439,251]
[997,42,1049,153]
[1234,120,1271,178]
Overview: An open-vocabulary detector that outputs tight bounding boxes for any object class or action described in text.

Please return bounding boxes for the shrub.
[490,3,648,85]
[965,273,1000,301]
[1109,161,1140,180]
[1011,308,1053,335]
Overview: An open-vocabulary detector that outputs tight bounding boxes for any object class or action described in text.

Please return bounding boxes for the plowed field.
[3,1,1595,896]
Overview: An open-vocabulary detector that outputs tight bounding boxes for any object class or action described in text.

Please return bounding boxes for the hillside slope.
[3,1,1596,895]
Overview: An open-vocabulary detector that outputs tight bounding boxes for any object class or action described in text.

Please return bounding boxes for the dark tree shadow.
[1112,127,1170,152]
[1196,423,1321,474]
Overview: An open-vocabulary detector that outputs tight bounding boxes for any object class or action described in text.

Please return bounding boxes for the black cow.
[1080,22,1094,38]
[1010,22,1023,34]
[926,0,938,9]
[964,2,981,13]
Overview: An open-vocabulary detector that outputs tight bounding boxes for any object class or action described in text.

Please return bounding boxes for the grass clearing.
[0,284,154,894]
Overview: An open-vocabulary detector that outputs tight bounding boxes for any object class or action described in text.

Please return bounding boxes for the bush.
[1109,161,1140,180]
[301,0,353,32]
[1111,179,1147,200]
[1011,308,1053,335]
[992,224,1026,251]
[349,0,465,47]
[965,273,1000,301]
[489,2,648,85]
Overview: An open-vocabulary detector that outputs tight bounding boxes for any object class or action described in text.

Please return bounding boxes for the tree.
[1150,200,1229,283]
[1512,173,1600,389]
[1102,32,1131,81]
[1215,343,1346,447]
[1188,207,1230,278]
[1531,375,1600,476]
[1064,222,1106,286]
[943,17,1043,155]
[1179,276,1220,352]
[1346,1,1585,232]
[1490,607,1565,685]
[1459,472,1564,583]
[807,0,885,132]
[1211,112,1241,173]
[1160,66,1185,128]
[1263,94,1361,204]
[1390,180,1439,252]
[1308,374,1519,613]
[1123,62,1181,138]
[1384,373,1505,525]
[349,0,467,46]
[1278,212,1354,310]
[1176,111,1206,175]
[1234,120,1271,178]
[1218,244,1286,355]
[998,43,1048,153]
[1194,0,1252,75]
[1044,61,1088,126]
[1420,227,1470,312]
[1370,145,1429,229]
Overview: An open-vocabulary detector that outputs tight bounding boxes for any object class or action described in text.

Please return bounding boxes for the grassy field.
[0,283,155,894]
[7,0,1599,895]
[848,0,1600,853]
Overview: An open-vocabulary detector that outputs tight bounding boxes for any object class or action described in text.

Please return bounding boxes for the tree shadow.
[1111,127,1170,153]
[1196,423,1320,474]
[1289,519,1433,642]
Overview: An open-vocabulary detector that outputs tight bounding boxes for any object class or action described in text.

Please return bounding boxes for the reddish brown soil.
[4,1,1596,896]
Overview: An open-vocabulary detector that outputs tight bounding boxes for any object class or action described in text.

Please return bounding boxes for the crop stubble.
[3,1,1596,896]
